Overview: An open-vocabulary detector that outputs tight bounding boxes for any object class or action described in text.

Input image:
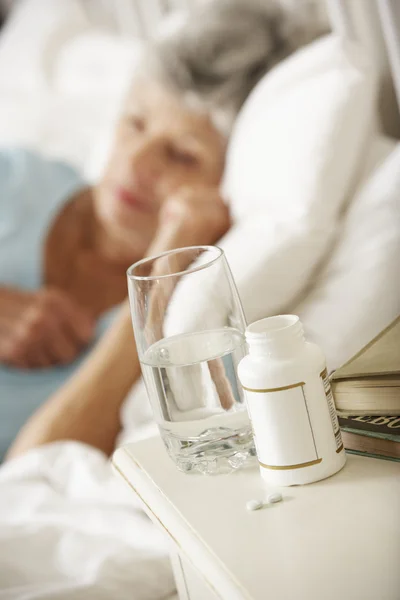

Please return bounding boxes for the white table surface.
[113,437,400,600]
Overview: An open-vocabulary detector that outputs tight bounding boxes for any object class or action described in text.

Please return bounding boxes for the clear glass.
[127,246,254,474]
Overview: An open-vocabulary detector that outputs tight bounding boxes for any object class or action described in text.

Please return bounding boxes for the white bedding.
[0,442,175,599]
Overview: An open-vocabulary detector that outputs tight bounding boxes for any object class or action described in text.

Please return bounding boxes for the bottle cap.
[245,315,304,352]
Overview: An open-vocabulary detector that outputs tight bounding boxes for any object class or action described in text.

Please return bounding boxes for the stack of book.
[330,316,400,462]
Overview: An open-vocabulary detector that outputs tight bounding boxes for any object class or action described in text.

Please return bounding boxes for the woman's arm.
[7,303,137,459]
[7,186,230,459]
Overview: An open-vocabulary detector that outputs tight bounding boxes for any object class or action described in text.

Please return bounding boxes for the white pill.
[267,492,283,504]
[246,499,264,511]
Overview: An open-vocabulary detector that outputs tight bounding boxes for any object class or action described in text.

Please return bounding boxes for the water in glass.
[141,327,254,473]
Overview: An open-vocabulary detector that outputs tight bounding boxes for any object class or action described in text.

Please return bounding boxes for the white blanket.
[0,440,175,599]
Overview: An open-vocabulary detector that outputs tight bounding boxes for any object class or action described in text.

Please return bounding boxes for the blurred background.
[0,0,398,175]
[0,0,330,179]
[0,2,399,597]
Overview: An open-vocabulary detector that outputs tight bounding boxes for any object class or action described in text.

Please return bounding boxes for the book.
[339,414,400,461]
[330,315,400,415]
[344,449,400,463]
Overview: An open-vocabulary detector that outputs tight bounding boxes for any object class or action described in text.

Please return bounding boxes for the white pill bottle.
[238,315,346,486]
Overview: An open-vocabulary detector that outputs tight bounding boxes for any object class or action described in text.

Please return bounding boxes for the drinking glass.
[127,246,254,474]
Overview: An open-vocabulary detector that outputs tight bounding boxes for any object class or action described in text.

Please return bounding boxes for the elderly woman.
[2,0,321,460]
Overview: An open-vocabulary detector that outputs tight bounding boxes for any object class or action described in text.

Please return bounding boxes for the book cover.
[345,449,400,463]
[339,415,400,460]
[338,415,400,441]
[332,316,400,381]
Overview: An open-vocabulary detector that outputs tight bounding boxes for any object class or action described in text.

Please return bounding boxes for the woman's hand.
[0,287,95,369]
[148,186,231,257]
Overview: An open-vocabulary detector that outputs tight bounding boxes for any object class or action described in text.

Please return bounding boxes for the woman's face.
[95,77,226,254]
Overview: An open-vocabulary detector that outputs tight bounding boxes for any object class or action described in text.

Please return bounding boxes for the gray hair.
[141,0,327,135]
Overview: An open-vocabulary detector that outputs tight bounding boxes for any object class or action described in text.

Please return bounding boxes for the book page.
[334,375,400,388]
[333,316,400,379]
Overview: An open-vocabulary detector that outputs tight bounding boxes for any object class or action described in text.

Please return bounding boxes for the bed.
[0,1,399,599]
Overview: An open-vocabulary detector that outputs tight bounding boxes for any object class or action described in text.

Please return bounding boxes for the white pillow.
[294,141,400,370]
[219,35,377,321]
[0,0,87,92]
[54,32,141,98]
[223,35,377,221]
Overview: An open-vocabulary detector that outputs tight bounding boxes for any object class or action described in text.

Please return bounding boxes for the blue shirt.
[0,149,118,460]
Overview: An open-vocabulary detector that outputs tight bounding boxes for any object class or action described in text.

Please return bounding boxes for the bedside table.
[113,436,400,600]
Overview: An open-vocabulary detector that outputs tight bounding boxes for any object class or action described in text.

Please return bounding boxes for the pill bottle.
[238,315,346,486]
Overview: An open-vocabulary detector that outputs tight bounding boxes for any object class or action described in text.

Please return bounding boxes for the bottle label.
[243,381,323,470]
[320,368,344,453]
